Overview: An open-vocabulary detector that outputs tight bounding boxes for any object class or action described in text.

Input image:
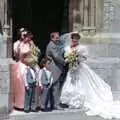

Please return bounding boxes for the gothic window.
[72,0,103,32]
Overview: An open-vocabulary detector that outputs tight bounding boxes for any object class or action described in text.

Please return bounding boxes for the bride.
[60,33,120,119]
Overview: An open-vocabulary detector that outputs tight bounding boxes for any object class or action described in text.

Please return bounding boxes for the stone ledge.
[80,33,120,44]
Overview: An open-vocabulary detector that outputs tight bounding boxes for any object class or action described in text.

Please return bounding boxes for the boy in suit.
[39,57,54,112]
[23,65,37,113]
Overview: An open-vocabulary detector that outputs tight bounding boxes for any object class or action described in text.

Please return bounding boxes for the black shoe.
[47,107,53,112]
[31,109,37,112]
[59,103,69,108]
[24,110,30,113]
[14,107,24,111]
[36,107,40,111]
[54,106,64,110]
[40,108,48,112]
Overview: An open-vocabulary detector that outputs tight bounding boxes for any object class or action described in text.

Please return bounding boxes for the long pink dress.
[12,61,26,109]
[12,40,31,109]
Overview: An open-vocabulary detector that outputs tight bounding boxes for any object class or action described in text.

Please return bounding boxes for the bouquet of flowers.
[23,44,41,67]
[67,50,79,70]
[30,45,40,66]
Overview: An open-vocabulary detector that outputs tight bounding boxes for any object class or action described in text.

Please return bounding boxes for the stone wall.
[80,34,120,57]
[0,59,11,115]
[103,0,120,33]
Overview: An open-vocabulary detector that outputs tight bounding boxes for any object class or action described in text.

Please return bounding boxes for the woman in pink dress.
[12,28,40,110]
[12,28,29,110]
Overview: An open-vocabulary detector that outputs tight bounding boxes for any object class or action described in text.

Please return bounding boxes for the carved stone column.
[95,0,104,32]
[69,0,74,31]
[0,0,12,117]
[70,0,104,33]
[72,0,82,32]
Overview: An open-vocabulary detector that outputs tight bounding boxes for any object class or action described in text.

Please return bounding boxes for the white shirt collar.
[43,67,51,73]
[43,67,48,71]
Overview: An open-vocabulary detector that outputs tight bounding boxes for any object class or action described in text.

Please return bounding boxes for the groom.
[46,32,66,110]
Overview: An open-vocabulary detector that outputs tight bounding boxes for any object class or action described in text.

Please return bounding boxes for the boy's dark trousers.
[24,82,36,111]
[40,84,53,110]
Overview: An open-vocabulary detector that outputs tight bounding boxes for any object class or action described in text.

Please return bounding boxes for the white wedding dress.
[60,45,120,119]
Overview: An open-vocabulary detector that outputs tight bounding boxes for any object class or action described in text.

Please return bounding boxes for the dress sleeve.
[64,46,71,58]
[78,45,88,62]
[13,41,20,57]
[78,45,88,57]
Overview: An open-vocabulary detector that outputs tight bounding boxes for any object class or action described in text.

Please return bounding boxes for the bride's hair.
[71,33,81,40]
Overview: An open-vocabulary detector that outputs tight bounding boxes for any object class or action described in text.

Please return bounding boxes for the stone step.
[8,109,106,120]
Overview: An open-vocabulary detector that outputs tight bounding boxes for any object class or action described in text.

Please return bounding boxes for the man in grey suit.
[46,32,65,110]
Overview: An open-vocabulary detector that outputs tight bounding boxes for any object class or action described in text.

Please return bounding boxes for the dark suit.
[46,40,65,107]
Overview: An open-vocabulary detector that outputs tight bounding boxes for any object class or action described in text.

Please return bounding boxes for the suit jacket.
[46,41,65,83]
[41,68,52,86]
[26,67,36,84]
